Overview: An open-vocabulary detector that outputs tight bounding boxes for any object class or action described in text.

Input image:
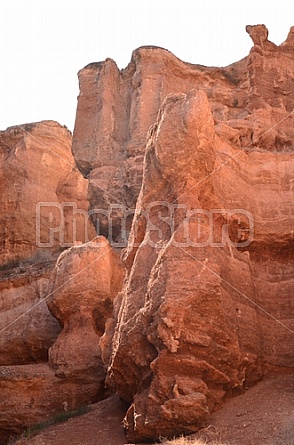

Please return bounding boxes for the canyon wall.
[0,122,106,442]
[0,121,95,265]
[74,25,294,441]
[0,238,125,442]
[0,121,96,367]
[0,24,294,443]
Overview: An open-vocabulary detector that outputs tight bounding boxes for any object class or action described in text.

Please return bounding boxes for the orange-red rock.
[0,237,125,443]
[47,236,125,380]
[1,24,294,444]
[72,45,247,242]
[0,120,95,266]
[73,26,294,246]
[100,26,294,441]
[0,260,60,366]
[0,120,96,366]
[0,363,102,443]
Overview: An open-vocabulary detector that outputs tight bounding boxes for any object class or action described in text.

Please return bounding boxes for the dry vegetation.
[161,437,224,445]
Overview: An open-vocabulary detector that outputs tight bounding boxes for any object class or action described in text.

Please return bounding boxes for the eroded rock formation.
[73,27,294,246]
[1,24,294,444]
[98,26,294,441]
[0,120,97,362]
[0,120,95,266]
[0,363,99,443]
[0,237,125,442]
[0,260,60,366]
[47,236,125,380]
[0,122,110,443]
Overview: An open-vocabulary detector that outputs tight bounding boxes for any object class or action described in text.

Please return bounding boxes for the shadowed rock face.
[95,26,294,441]
[0,260,61,366]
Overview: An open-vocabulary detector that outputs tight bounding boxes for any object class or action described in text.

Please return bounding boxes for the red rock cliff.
[0,24,294,444]
[72,25,294,441]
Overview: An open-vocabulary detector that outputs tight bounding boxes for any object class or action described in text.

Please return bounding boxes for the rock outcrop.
[0,120,95,266]
[98,26,294,441]
[0,260,61,366]
[72,43,247,243]
[0,237,125,443]
[1,24,294,445]
[0,121,112,443]
[0,363,100,444]
[0,120,97,365]
[73,27,294,246]
[47,237,125,380]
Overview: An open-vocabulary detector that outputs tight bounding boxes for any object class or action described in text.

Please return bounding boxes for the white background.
[0,0,293,131]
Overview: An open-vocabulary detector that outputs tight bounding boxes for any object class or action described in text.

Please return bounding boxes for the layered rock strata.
[0,120,95,266]
[1,24,294,444]
[0,238,125,442]
[0,120,96,365]
[0,259,60,366]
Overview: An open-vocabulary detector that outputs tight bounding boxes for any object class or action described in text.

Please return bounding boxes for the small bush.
[0,259,21,271]
[22,405,90,440]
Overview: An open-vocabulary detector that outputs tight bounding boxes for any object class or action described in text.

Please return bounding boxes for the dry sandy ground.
[15,375,294,445]
[195,374,294,445]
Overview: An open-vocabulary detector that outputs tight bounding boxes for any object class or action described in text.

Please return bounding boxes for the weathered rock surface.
[100,26,294,441]
[72,44,248,242]
[0,259,60,366]
[73,26,294,244]
[0,120,121,443]
[0,363,102,443]
[0,120,95,266]
[47,236,125,380]
[0,120,96,365]
[1,23,294,445]
[11,375,294,445]
[0,237,125,443]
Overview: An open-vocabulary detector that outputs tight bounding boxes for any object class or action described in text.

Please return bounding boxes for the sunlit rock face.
[1,24,294,444]
[0,120,95,266]
[96,26,294,441]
